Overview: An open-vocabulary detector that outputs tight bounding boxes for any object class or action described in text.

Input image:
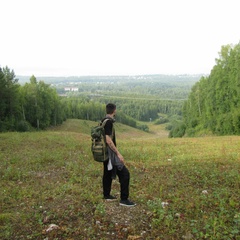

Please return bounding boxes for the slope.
[0,119,239,239]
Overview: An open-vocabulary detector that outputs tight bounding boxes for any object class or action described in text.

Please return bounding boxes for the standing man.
[102,103,136,207]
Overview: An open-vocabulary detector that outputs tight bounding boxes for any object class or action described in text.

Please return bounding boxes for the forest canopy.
[1,67,197,133]
[181,42,240,137]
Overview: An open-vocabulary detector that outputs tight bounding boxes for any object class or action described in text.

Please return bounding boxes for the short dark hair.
[106,103,116,114]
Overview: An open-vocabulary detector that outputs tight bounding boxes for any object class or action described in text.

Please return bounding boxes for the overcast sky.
[1,0,239,77]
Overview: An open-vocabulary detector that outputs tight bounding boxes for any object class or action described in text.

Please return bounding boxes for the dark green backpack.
[91,119,109,162]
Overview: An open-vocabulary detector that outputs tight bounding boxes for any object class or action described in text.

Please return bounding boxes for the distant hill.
[17,74,204,85]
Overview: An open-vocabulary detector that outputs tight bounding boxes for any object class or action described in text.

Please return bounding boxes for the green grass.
[0,119,239,239]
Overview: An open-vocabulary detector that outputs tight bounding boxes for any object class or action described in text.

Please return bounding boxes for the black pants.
[103,160,130,200]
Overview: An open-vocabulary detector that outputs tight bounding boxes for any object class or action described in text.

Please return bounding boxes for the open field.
[0,119,240,239]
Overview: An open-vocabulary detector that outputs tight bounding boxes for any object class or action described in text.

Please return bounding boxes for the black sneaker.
[120,199,136,207]
[104,195,117,201]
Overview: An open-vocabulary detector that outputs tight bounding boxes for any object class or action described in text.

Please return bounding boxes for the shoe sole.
[119,203,136,207]
[105,199,117,201]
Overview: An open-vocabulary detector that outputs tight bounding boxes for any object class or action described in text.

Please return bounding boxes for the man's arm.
[106,135,124,163]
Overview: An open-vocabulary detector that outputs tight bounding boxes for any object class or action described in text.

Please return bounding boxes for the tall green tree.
[182,42,240,136]
[21,76,65,129]
[0,66,20,131]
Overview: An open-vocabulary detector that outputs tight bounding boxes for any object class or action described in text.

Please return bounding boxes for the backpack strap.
[101,118,110,128]
[101,118,114,140]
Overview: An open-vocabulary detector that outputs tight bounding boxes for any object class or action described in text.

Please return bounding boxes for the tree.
[22,76,65,129]
[182,42,240,136]
[0,66,21,131]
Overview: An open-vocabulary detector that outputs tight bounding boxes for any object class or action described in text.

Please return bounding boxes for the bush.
[17,120,31,132]
[0,121,14,132]
[137,124,149,132]
[155,117,169,125]
[169,123,186,138]
[185,127,196,137]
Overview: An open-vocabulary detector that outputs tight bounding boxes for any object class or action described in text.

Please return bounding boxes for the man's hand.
[117,153,125,163]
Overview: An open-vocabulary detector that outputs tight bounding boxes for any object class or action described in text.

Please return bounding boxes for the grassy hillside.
[49,119,153,136]
[0,119,239,239]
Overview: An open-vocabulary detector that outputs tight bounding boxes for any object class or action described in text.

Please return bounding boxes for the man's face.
[113,109,116,117]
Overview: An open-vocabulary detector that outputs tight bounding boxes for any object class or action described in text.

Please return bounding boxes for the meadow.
[0,119,239,239]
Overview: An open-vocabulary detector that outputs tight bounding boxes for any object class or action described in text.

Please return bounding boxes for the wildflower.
[161,202,169,208]
[45,224,59,232]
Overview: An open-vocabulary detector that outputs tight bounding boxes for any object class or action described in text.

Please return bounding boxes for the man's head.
[106,103,116,115]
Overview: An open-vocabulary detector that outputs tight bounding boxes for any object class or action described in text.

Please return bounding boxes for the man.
[102,103,136,207]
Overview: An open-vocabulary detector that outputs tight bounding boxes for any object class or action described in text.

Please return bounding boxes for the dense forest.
[0,69,137,131]
[0,69,66,131]
[179,42,240,137]
[18,74,199,101]
[1,68,198,133]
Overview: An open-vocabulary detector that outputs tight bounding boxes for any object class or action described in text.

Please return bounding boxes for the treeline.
[92,97,183,121]
[60,80,192,100]
[0,67,142,132]
[171,42,240,137]
[61,97,140,129]
[0,67,67,131]
[1,65,188,133]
